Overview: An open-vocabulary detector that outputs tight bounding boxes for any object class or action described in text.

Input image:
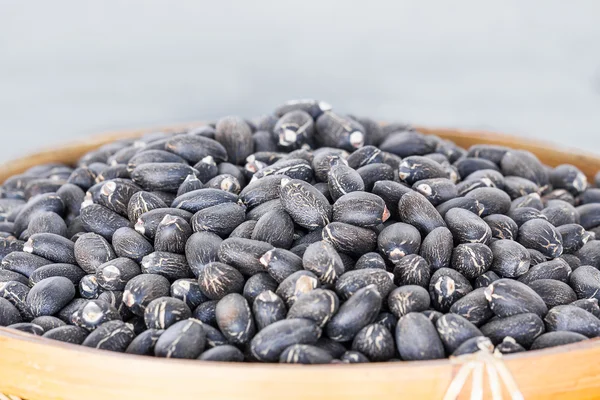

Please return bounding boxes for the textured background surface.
[1,0,599,161]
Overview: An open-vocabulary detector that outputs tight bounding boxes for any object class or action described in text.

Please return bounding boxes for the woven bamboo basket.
[1,123,600,400]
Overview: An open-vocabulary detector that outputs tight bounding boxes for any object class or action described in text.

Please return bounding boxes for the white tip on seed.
[349,131,364,148]
[123,290,135,307]
[259,251,273,267]
[484,286,493,302]
[257,290,278,302]
[161,214,178,226]
[389,248,406,261]
[82,302,104,323]
[101,265,120,281]
[417,184,432,197]
[382,205,391,222]
[201,156,216,166]
[134,220,145,235]
[280,129,298,146]
[280,177,291,188]
[23,240,33,254]
[100,181,117,196]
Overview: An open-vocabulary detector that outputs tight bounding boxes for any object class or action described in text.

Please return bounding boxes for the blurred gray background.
[1,0,599,161]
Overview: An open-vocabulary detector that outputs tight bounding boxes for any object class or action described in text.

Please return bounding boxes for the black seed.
[496,336,527,354]
[126,329,163,355]
[111,227,154,263]
[165,135,228,164]
[464,188,511,217]
[332,192,389,228]
[243,273,277,304]
[501,150,549,188]
[435,313,482,354]
[315,111,365,151]
[192,300,218,327]
[484,214,519,241]
[379,130,435,158]
[531,331,588,350]
[280,179,332,230]
[503,176,539,200]
[251,209,294,248]
[452,336,494,356]
[218,238,274,277]
[143,297,191,330]
[467,144,510,165]
[517,258,571,284]
[197,262,244,300]
[387,285,430,318]
[395,312,445,360]
[347,145,384,169]
[511,193,544,211]
[544,189,575,205]
[43,325,88,344]
[253,290,286,331]
[569,265,600,301]
[356,163,394,192]
[8,322,44,335]
[253,158,314,183]
[575,240,600,269]
[276,270,320,307]
[13,193,64,236]
[528,279,577,308]
[436,197,483,219]
[445,208,491,245]
[141,251,191,281]
[544,305,600,338]
[335,269,394,300]
[489,239,530,278]
[322,222,377,257]
[192,157,218,184]
[30,315,65,332]
[215,293,255,345]
[81,320,135,352]
[340,350,370,363]
[398,191,446,236]
[413,178,457,206]
[127,191,168,223]
[372,180,413,217]
[80,204,130,240]
[199,345,244,362]
[154,319,206,359]
[259,248,303,283]
[246,199,285,221]
[185,232,222,277]
[449,287,494,326]
[456,178,496,197]
[325,284,381,342]
[571,298,600,318]
[153,215,192,254]
[229,220,257,239]
[169,279,206,310]
[302,241,345,285]
[392,254,430,288]
[206,174,242,194]
[429,268,473,312]
[27,211,68,238]
[518,219,563,258]
[79,274,102,299]
[239,175,285,209]
[72,299,121,331]
[95,258,141,291]
[398,156,448,185]
[1,251,52,278]
[250,318,321,362]
[172,188,238,214]
[355,252,387,270]
[215,116,254,164]
[451,243,493,279]
[480,313,545,347]
[25,276,75,318]
[549,164,588,195]
[0,297,22,326]
[485,279,547,318]
[351,323,395,362]
[30,263,86,286]
[122,274,171,316]
[288,289,339,327]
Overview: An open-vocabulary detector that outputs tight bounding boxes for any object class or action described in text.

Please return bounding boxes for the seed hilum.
[0,98,599,363]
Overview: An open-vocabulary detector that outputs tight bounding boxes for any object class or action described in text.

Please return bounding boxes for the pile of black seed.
[1,99,600,364]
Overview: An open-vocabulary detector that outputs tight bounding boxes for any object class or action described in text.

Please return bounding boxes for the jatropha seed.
[1,99,600,363]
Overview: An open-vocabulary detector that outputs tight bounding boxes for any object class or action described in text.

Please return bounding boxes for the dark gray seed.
[355,252,387,270]
[518,219,563,258]
[374,312,398,334]
[454,157,500,179]
[445,208,491,245]
[56,183,85,220]
[203,323,229,347]
[79,274,102,299]
[480,313,545,347]
[451,243,493,279]
[560,254,581,270]
[67,167,97,190]
[141,251,192,281]
[543,189,575,205]
[578,203,600,229]
[251,209,294,248]
[72,299,121,331]
[280,178,332,231]
[315,111,365,151]
[495,336,527,354]
[569,265,600,302]
[484,214,519,241]
[252,158,314,183]
[205,174,242,195]
[398,156,448,185]
[436,313,483,354]
[379,130,435,158]
[474,270,501,288]
[127,191,168,223]
[154,215,192,254]
[387,285,430,318]
[418,227,453,271]
[80,204,130,240]
[485,279,547,318]
[347,145,384,169]
[455,178,496,197]
[528,279,577,308]
[0,270,28,285]
[322,222,377,257]
[253,290,286,331]
[429,268,473,312]
[356,163,395,191]
[541,200,579,227]
[544,305,600,338]
[436,197,483,219]
[185,232,222,277]
[279,343,333,364]
[74,232,117,274]
[229,220,257,239]
[313,337,347,359]
[172,188,238,214]
[26,276,75,318]
[276,270,320,308]
[131,163,199,193]
[467,144,510,165]
[245,199,285,221]
[413,178,457,206]
[517,258,571,284]
[126,149,188,173]
[392,254,431,287]
[8,322,44,335]
[243,273,277,304]
[193,300,218,327]
[372,180,413,217]
[0,297,22,326]
[489,240,530,278]
[423,310,448,324]
[452,336,494,356]
[350,323,395,362]
[30,315,65,332]
[96,258,141,291]
[144,297,191,330]
[332,192,389,228]
[215,293,255,345]
[154,319,206,359]
[107,145,140,166]
[292,227,324,247]
[30,263,86,286]
[250,318,321,362]
[272,110,315,150]
[335,269,394,300]
[449,287,494,326]
[464,188,511,217]
[23,179,63,200]
[398,191,446,236]
[579,188,600,205]
[340,350,370,363]
[549,164,588,195]
[215,116,254,164]
[530,331,588,350]
[123,274,171,316]
[311,148,348,182]
[27,211,67,238]
[165,135,228,164]
[303,241,345,285]
[288,289,339,328]
[528,248,547,266]
[576,240,600,269]
[13,193,64,236]
[327,163,365,202]
[111,227,154,263]
[501,150,549,188]
[395,312,445,361]
[170,279,206,310]
[81,320,135,351]
[1,251,52,277]
[325,284,381,342]
[511,193,544,211]
[239,175,285,209]
[503,176,540,200]
[96,180,141,217]
[377,222,421,264]
[571,299,600,318]
[177,174,205,196]
[218,237,274,276]
[97,290,133,320]
[199,345,244,362]
[0,237,23,260]
[218,162,247,187]
[126,329,164,355]
[260,248,303,283]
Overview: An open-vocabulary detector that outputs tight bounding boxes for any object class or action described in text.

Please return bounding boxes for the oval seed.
[518,219,563,258]
[26,276,75,318]
[122,274,171,316]
[395,312,445,361]
[144,297,191,330]
[544,305,600,338]
[387,285,430,318]
[253,290,286,331]
[436,313,483,354]
[287,289,339,328]
[215,293,255,345]
[351,323,395,362]
[484,279,548,318]
[82,320,135,352]
[302,241,345,285]
[74,233,117,274]
[154,319,206,359]
[429,268,473,312]
[43,325,89,344]
[111,227,154,263]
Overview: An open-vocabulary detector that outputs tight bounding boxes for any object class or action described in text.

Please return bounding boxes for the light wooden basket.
[1,123,600,400]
